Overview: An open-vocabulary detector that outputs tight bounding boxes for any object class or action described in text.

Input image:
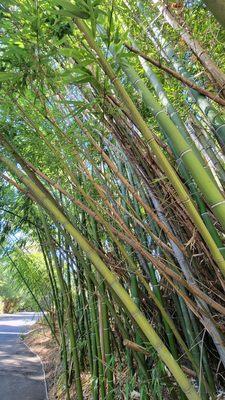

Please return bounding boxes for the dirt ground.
[24,323,60,399]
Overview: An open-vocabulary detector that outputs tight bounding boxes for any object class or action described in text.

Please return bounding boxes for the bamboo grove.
[0,0,225,398]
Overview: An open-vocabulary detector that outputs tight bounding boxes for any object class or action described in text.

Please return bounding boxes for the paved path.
[0,312,47,400]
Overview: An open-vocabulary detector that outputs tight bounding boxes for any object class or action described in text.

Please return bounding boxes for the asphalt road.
[0,312,47,400]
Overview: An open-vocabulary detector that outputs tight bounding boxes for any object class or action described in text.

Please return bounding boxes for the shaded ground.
[0,312,47,400]
[24,322,58,399]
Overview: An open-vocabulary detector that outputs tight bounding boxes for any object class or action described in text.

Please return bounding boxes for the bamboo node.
[180,197,191,205]
[146,136,155,145]
[211,200,225,209]
[155,342,165,355]
[110,279,119,289]
[216,123,225,132]
[183,383,197,397]
[131,310,142,319]
[132,78,142,86]
[154,109,166,117]
[111,76,118,83]
[179,148,192,159]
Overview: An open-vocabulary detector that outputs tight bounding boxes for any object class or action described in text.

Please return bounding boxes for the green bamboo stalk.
[130,274,149,399]
[85,265,106,399]
[86,284,99,399]
[77,271,93,375]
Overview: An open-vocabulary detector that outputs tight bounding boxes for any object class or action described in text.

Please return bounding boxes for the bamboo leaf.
[53,0,90,19]
[86,0,96,37]
[0,72,18,82]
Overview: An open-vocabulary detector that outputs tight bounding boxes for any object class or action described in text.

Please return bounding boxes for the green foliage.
[0,250,50,312]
